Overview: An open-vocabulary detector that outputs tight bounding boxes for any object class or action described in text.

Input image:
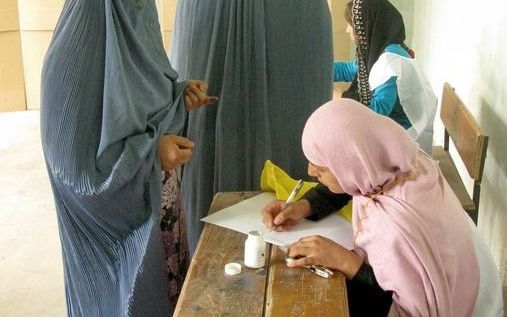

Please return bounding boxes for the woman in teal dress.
[336,0,436,154]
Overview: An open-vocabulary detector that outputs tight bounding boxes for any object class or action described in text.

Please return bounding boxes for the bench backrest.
[440,83,489,181]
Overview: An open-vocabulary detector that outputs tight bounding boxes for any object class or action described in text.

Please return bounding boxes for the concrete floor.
[0,111,65,317]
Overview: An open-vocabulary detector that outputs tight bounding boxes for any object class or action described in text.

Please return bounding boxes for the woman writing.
[263,99,503,316]
[285,0,439,243]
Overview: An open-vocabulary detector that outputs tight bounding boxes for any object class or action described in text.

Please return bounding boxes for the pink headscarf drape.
[302,99,479,317]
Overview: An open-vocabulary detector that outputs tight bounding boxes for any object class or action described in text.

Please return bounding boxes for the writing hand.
[261,199,312,232]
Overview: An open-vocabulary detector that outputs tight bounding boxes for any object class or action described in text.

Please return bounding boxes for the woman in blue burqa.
[40,0,215,315]
[170,0,334,255]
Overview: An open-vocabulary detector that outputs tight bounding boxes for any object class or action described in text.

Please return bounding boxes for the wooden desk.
[174,192,349,317]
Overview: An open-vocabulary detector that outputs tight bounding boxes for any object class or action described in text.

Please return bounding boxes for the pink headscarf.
[302,99,479,317]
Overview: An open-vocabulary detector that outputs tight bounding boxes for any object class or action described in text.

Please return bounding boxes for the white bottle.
[244,230,266,268]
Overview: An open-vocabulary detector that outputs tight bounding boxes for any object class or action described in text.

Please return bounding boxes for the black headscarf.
[342,0,408,106]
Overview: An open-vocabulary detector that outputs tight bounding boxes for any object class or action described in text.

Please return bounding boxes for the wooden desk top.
[174,192,349,317]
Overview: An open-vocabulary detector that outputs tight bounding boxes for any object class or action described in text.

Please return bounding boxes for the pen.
[271,179,304,231]
[304,264,334,279]
[284,251,334,279]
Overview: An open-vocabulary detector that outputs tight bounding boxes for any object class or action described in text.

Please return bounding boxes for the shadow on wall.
[474,7,507,183]
[477,97,507,274]
[504,286,507,317]
[480,167,507,231]
[477,97,507,180]
[480,175,507,299]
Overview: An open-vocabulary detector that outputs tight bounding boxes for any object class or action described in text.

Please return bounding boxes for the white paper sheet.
[201,192,354,249]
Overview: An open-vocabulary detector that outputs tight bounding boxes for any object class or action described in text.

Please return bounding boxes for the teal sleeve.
[384,44,411,58]
[370,76,398,116]
[334,61,357,82]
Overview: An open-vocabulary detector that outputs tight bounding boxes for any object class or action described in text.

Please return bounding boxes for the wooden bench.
[432,83,489,223]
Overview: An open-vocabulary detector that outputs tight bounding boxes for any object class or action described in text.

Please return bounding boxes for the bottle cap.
[224,262,242,276]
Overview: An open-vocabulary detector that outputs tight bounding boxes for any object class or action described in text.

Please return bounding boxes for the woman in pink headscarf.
[262,99,503,316]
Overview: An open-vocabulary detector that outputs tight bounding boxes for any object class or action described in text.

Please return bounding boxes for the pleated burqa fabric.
[170,0,334,254]
[40,1,187,316]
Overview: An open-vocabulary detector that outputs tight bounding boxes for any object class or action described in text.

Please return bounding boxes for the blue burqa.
[40,1,186,316]
[170,0,334,254]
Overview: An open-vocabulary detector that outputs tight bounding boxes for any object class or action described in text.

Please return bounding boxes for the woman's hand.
[158,135,194,171]
[287,235,363,279]
[261,199,313,231]
[184,80,219,111]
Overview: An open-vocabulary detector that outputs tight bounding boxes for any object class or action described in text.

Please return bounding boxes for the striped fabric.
[40,1,186,316]
[170,0,334,255]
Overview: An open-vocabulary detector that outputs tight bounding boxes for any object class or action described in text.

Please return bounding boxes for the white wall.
[411,0,507,287]
[155,0,177,51]
[390,0,415,46]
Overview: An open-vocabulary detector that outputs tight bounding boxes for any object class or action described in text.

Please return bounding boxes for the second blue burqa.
[40,0,186,315]
[170,0,334,254]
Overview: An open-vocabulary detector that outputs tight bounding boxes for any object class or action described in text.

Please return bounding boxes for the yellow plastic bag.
[260,160,352,221]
